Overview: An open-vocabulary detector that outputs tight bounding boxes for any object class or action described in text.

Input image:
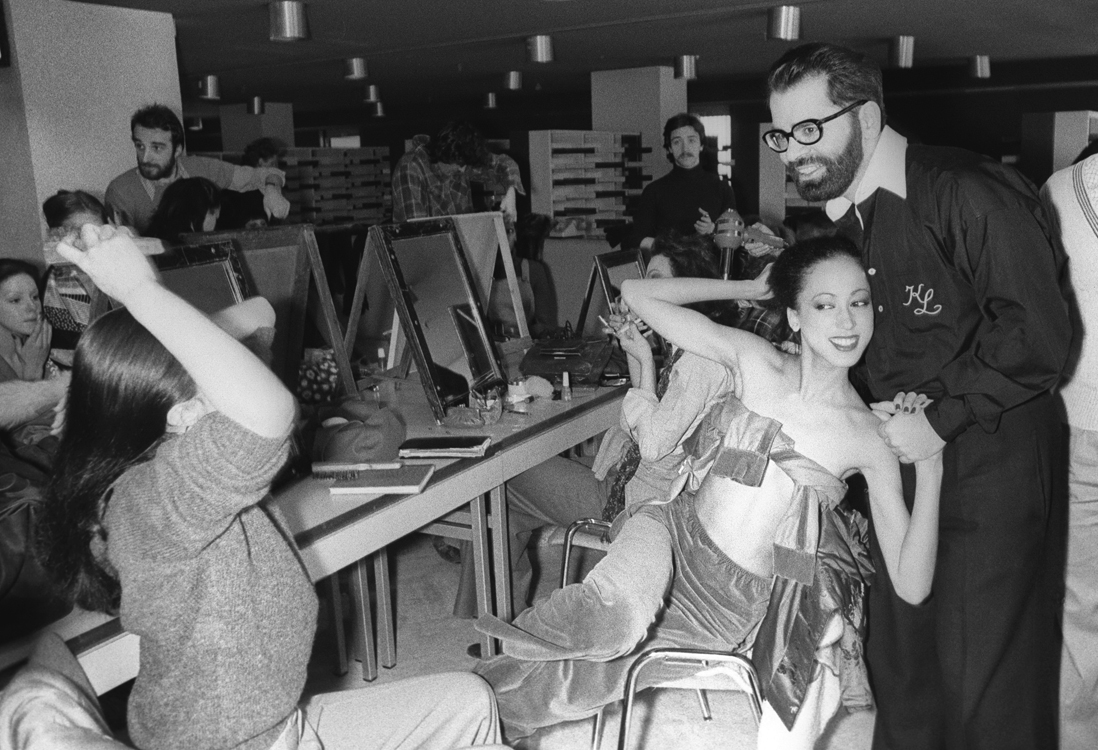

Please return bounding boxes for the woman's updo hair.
[768,234,863,312]
[42,190,109,230]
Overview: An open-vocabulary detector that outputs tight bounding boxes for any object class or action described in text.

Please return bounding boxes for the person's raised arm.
[620,274,771,370]
[57,225,295,439]
[861,395,943,604]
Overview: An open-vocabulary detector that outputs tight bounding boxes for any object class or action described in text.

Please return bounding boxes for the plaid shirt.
[391,135,524,222]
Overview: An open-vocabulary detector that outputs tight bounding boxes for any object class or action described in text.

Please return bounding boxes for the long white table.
[1,382,625,693]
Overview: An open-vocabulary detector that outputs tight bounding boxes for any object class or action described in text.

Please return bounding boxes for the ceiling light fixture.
[345,57,368,80]
[186,117,204,132]
[890,35,915,68]
[527,35,554,63]
[372,102,385,118]
[766,5,800,41]
[484,92,498,109]
[674,54,698,80]
[970,54,991,78]
[248,96,265,115]
[364,84,381,103]
[269,1,308,42]
[198,74,220,101]
[504,71,523,90]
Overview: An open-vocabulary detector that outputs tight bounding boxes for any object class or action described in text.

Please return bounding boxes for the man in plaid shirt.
[392,121,524,222]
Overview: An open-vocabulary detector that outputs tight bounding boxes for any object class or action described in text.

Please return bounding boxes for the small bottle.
[561,371,573,402]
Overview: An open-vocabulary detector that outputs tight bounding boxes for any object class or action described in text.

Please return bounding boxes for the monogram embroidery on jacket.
[902,284,942,316]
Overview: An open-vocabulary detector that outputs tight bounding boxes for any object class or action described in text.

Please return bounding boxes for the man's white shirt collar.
[825,126,908,228]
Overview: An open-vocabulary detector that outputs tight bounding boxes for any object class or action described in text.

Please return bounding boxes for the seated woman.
[41,190,163,366]
[0,260,65,458]
[487,213,557,338]
[36,225,504,750]
[463,232,739,618]
[145,177,221,242]
[474,236,943,747]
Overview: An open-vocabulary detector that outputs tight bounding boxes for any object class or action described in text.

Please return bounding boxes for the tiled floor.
[305,534,875,749]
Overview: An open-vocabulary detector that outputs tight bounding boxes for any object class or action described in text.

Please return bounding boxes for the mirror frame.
[369,218,506,423]
[575,248,646,337]
[152,239,250,313]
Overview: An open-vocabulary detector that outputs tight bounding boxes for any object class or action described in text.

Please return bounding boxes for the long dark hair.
[36,308,196,613]
[146,177,221,241]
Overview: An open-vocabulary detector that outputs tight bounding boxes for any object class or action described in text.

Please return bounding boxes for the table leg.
[374,550,396,669]
[349,557,378,681]
[490,483,512,625]
[327,575,349,676]
[469,493,495,657]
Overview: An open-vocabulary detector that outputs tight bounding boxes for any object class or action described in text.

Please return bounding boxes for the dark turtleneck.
[627,163,736,249]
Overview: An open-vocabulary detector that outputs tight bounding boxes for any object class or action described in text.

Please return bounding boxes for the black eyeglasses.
[762,100,868,153]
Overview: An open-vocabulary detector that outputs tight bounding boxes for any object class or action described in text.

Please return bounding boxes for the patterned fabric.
[391,135,525,222]
[600,348,683,522]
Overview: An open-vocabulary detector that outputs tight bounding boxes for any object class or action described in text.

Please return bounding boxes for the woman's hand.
[14,316,52,379]
[57,224,158,305]
[751,264,774,301]
[870,391,933,420]
[603,316,651,362]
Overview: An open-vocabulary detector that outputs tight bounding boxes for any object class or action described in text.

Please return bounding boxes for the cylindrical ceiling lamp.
[269,1,308,42]
[767,5,801,41]
[371,102,385,118]
[970,54,991,79]
[345,57,368,80]
[890,35,915,69]
[186,117,204,132]
[364,84,380,103]
[504,71,523,90]
[674,54,698,80]
[198,74,220,101]
[527,34,554,63]
[484,92,498,110]
[248,96,265,115]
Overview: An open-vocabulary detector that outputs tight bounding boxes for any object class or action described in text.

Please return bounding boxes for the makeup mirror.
[575,248,646,337]
[368,219,506,422]
[153,239,248,314]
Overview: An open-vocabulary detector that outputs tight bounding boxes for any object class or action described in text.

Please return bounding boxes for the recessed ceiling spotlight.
[970,54,991,78]
[504,71,523,90]
[269,1,308,42]
[766,5,800,41]
[372,102,386,118]
[674,55,698,80]
[186,117,204,132]
[345,57,368,80]
[198,75,220,101]
[248,96,265,115]
[527,35,553,63]
[364,84,381,103]
[890,36,915,68]
[484,92,498,109]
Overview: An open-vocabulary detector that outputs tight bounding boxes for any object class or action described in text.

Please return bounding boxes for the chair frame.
[558,518,766,750]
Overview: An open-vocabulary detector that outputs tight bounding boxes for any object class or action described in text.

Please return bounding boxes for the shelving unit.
[196,146,392,226]
[527,130,650,238]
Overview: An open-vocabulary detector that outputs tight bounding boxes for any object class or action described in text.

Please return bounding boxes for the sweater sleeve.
[130,412,291,556]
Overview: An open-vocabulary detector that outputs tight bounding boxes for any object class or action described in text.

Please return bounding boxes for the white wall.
[0,0,178,263]
[591,66,687,183]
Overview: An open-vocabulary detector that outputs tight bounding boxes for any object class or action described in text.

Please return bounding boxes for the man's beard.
[138,153,176,181]
[786,120,863,202]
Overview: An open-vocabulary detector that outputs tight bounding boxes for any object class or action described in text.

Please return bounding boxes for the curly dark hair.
[428,121,488,168]
[242,137,286,167]
[767,234,864,313]
[662,113,706,164]
[131,103,185,150]
[42,191,109,230]
[766,43,886,127]
[648,232,739,323]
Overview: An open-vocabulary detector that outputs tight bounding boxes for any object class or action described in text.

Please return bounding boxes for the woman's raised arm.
[620,275,771,370]
[58,225,295,438]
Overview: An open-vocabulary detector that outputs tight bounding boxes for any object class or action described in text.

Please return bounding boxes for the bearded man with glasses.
[766,42,1070,750]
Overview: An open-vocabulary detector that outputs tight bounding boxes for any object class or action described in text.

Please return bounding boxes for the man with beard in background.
[766,43,1069,750]
[105,104,289,234]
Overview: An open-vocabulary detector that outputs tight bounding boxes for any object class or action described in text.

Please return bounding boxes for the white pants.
[273,673,506,750]
[1062,426,1098,750]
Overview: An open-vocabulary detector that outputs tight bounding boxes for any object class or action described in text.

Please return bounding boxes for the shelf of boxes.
[528,130,650,238]
[196,146,391,226]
